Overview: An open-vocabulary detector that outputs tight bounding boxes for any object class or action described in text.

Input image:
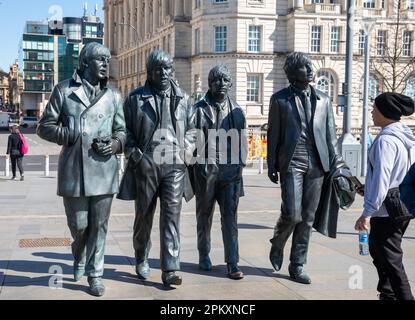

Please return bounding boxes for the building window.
[316,70,336,102]
[376,30,386,56]
[311,26,321,53]
[214,0,228,3]
[360,75,380,101]
[358,30,365,55]
[403,31,412,57]
[195,28,200,54]
[247,74,261,103]
[330,26,341,53]
[408,0,415,10]
[405,76,415,100]
[312,0,324,3]
[363,0,375,8]
[215,26,227,53]
[195,0,201,8]
[85,25,98,38]
[248,25,262,53]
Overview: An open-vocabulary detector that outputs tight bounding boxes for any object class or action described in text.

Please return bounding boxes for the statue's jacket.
[117,80,195,205]
[37,72,126,197]
[189,93,247,197]
[267,85,341,177]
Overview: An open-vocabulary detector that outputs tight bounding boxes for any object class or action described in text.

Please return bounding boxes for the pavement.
[0,168,414,301]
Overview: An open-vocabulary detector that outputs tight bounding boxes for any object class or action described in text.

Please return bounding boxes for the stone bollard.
[118,154,125,177]
[44,154,50,177]
[5,155,10,177]
[258,157,264,174]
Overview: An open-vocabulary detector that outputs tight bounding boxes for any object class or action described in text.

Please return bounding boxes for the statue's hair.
[78,42,111,73]
[146,50,174,76]
[208,64,232,88]
[283,52,312,84]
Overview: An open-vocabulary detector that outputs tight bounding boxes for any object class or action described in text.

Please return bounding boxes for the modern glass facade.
[22,28,54,93]
[21,17,104,95]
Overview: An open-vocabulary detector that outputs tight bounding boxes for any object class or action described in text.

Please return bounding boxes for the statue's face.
[293,61,314,84]
[88,55,110,80]
[210,75,231,102]
[148,61,173,91]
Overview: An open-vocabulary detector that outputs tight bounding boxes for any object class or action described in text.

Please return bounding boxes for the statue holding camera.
[37,42,126,297]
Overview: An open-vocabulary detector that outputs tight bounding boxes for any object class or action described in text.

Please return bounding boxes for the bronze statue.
[117,50,195,287]
[190,65,247,279]
[37,42,126,296]
[267,52,342,284]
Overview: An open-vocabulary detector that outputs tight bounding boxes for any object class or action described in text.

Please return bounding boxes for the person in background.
[354,92,415,300]
[6,125,24,181]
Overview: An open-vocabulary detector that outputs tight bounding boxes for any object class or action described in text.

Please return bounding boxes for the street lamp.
[338,0,361,177]
[114,21,140,86]
[361,18,376,177]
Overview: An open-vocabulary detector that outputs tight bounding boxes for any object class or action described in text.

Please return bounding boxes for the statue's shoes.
[288,264,311,285]
[73,265,85,282]
[227,263,244,280]
[198,255,212,271]
[136,260,150,280]
[269,252,283,272]
[161,271,182,287]
[87,277,105,297]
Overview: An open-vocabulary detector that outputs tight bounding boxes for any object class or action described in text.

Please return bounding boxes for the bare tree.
[371,0,415,93]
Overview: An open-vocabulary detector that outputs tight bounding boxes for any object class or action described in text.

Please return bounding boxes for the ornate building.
[104,0,415,129]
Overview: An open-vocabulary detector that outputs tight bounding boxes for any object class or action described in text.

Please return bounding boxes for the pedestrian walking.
[6,125,25,181]
[354,92,415,300]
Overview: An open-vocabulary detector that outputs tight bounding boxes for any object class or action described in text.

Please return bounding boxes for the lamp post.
[361,19,376,177]
[114,22,140,86]
[338,0,361,177]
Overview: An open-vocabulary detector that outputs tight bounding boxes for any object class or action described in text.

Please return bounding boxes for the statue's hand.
[92,138,118,156]
[268,171,279,184]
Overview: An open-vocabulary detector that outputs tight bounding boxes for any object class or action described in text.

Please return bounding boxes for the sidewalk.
[0,171,414,300]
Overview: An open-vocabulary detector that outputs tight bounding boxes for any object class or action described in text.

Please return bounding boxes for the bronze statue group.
[37,43,415,300]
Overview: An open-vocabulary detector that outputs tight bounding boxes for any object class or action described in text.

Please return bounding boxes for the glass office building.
[20,14,103,116]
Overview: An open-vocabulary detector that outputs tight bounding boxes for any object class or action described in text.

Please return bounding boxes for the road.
[0,127,61,157]
[0,154,59,172]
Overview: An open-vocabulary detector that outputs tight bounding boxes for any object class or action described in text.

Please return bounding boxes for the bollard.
[118,154,125,177]
[45,154,50,177]
[5,155,10,177]
[258,156,264,174]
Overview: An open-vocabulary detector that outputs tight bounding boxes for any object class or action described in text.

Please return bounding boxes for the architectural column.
[123,0,128,48]
[294,0,304,10]
[145,0,150,36]
[136,0,141,41]
[175,0,184,17]
[104,1,109,48]
[117,4,123,50]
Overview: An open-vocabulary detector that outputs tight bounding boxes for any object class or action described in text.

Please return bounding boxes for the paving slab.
[1,172,415,300]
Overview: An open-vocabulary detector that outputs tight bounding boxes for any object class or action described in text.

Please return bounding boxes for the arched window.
[405,76,415,100]
[316,70,336,102]
[360,74,380,101]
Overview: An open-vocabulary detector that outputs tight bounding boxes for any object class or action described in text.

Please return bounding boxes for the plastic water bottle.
[359,230,369,256]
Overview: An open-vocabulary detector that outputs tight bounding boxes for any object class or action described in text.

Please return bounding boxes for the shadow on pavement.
[26,252,283,288]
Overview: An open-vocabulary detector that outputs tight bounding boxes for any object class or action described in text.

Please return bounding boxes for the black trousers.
[369,217,414,300]
[63,195,113,278]
[133,164,185,272]
[270,146,324,265]
[195,164,242,264]
[10,156,24,177]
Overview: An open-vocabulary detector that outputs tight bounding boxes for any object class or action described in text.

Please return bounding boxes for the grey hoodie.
[363,122,415,218]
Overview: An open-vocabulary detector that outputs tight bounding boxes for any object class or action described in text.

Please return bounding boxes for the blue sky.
[0,0,104,71]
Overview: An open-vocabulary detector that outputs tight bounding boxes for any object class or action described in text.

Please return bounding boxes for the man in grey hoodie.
[354,92,415,300]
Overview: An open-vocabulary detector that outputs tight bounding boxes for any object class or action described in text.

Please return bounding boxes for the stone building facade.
[104,0,415,129]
